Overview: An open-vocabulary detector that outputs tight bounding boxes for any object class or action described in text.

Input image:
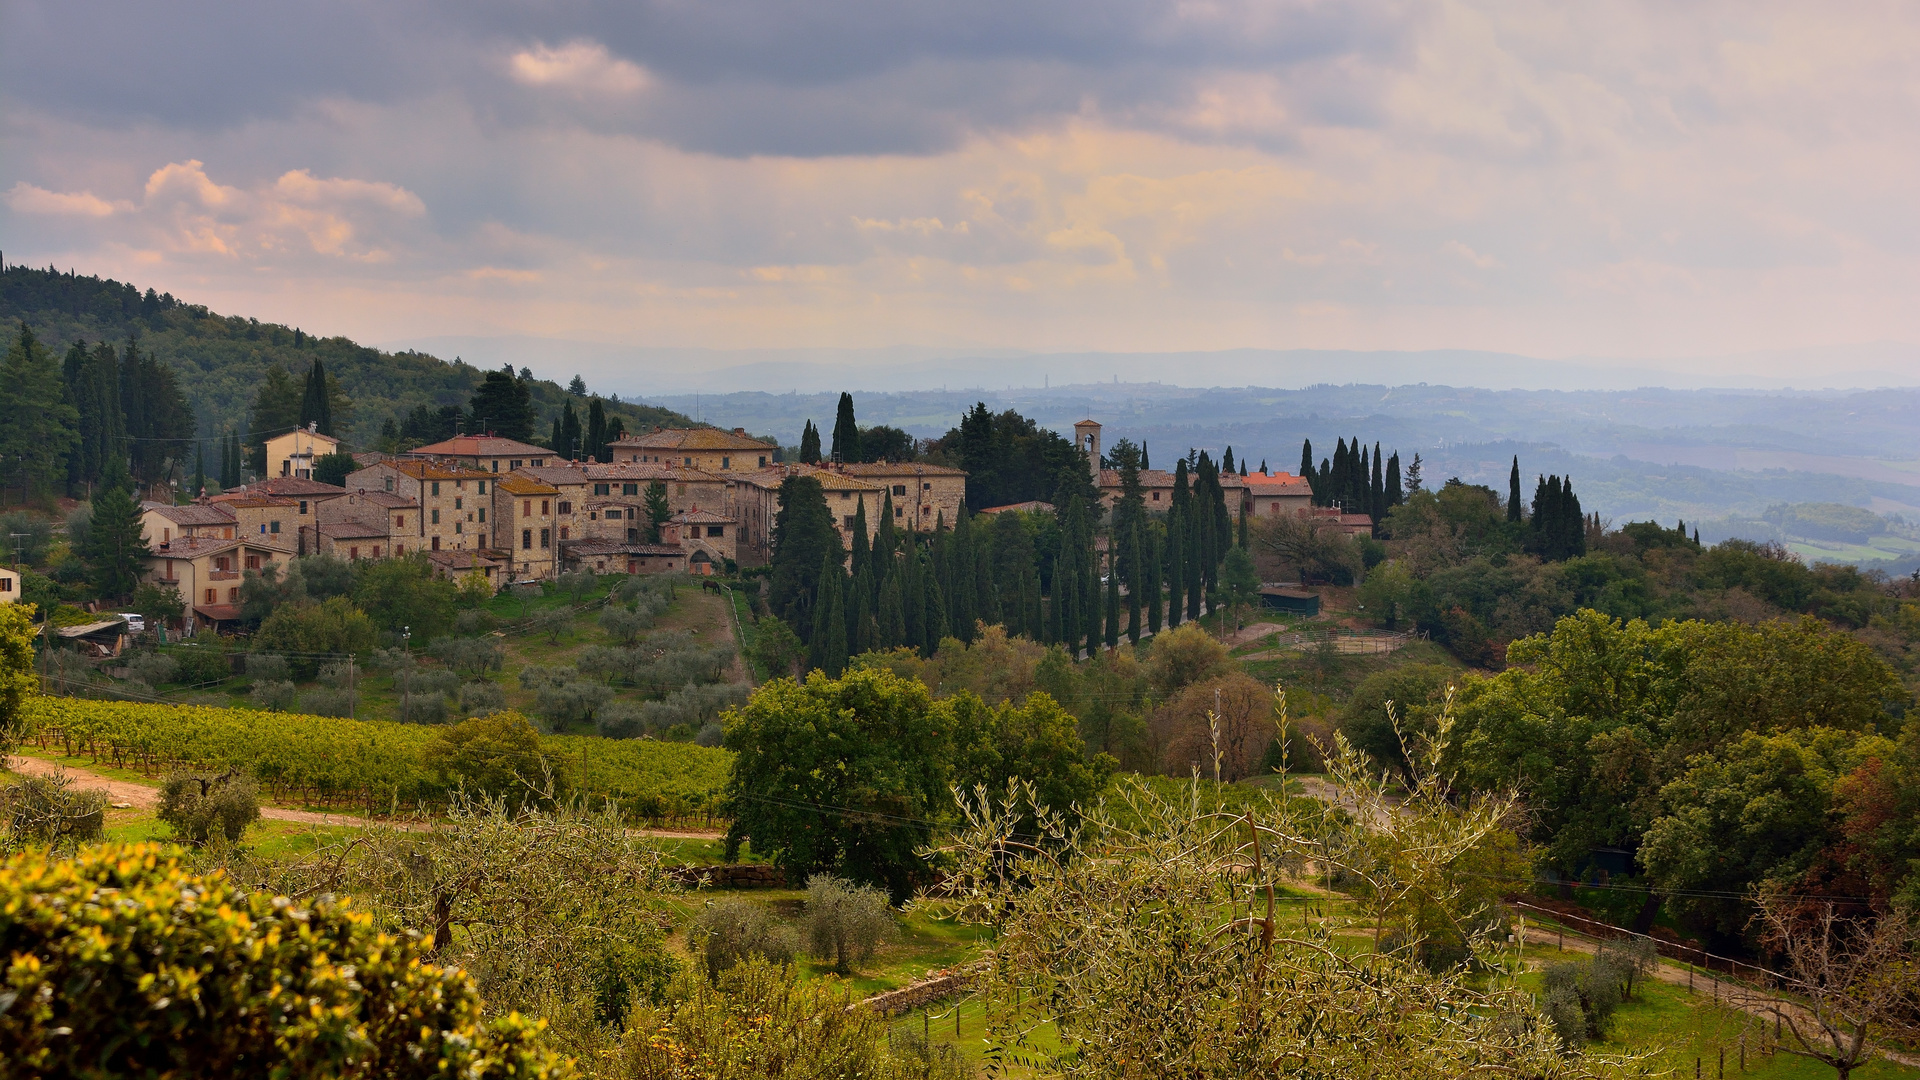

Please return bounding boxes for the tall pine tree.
[83,456,149,599]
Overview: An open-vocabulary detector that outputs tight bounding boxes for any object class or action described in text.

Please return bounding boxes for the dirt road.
[4,755,726,840]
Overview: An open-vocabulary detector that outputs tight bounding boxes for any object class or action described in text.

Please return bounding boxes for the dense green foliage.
[722,667,1111,899]
[0,843,567,1078]
[0,263,689,477]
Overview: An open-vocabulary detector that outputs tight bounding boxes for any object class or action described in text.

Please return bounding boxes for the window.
[594,483,609,496]
[541,500,549,515]
[589,511,597,520]
[626,508,636,520]
[627,528,638,542]
[522,500,531,517]
[492,460,499,472]
[395,515,405,528]
[372,545,381,557]
[522,529,532,550]
[559,526,570,540]
[349,546,360,560]
[840,491,851,500]
[539,528,551,548]
[299,500,309,514]
[721,456,730,469]
[478,508,486,523]
[556,501,570,514]
[396,543,405,555]
[384,477,394,492]
[843,516,855,529]
[893,484,907,496]
[532,458,544,467]
[430,481,441,496]
[708,525,725,537]
[163,527,171,544]
[454,497,463,510]
[921,505,931,515]
[456,480,465,490]
[455,522,463,534]
[269,520,280,534]
[622,483,637,496]
[758,456,767,467]
[204,588,215,604]
[0,578,10,593]
[227,587,239,603]
[478,481,487,494]
[922,482,931,490]
[215,556,232,572]
[432,536,440,551]
[245,554,261,570]
[431,509,440,525]
[683,457,692,466]
[1152,492,1160,501]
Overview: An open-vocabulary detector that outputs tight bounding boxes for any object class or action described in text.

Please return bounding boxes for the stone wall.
[858,962,986,1016]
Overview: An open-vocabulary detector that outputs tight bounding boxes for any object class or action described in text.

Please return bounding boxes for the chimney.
[733,427,746,437]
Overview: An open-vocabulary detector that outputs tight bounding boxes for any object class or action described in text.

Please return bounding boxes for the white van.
[119,614,147,634]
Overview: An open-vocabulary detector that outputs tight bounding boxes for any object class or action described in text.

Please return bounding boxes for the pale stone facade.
[606,427,775,472]
[265,426,340,480]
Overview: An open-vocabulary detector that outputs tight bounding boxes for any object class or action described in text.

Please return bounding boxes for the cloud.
[2,1,1919,374]
[508,41,651,97]
[5,183,125,217]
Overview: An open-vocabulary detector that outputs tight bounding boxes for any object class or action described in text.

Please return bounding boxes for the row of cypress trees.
[769,444,1242,674]
[1300,436,1405,522]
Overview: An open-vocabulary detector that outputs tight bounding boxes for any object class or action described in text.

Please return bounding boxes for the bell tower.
[1074,419,1103,486]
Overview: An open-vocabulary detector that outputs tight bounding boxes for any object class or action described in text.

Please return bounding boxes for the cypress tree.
[1104,553,1120,649]
[830,392,861,464]
[851,564,874,656]
[1222,446,1235,474]
[876,492,897,559]
[1126,518,1142,644]
[1357,444,1370,512]
[1508,456,1523,522]
[1237,503,1248,550]
[1330,439,1347,508]
[1143,526,1162,635]
[1371,442,1384,520]
[878,565,906,648]
[849,498,870,582]
[298,358,333,436]
[768,475,846,640]
[1299,439,1314,495]
[901,534,924,649]
[810,553,848,676]
[1386,453,1403,508]
[581,397,602,460]
[799,420,822,464]
[971,515,997,630]
[191,440,206,498]
[1259,459,1268,474]
[1166,465,1188,627]
[923,551,947,656]
[82,457,149,599]
[1141,443,1150,469]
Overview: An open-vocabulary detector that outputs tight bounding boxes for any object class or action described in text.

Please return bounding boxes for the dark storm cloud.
[1,0,1415,155]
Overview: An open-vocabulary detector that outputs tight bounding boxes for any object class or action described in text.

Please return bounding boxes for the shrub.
[0,844,565,1079]
[425,711,555,803]
[802,875,896,975]
[533,607,571,644]
[157,771,260,844]
[124,651,178,688]
[600,605,652,646]
[1,770,106,848]
[431,636,506,678]
[596,701,646,739]
[1539,957,1624,1047]
[169,647,231,686]
[252,597,376,677]
[399,692,449,725]
[687,898,799,982]
[303,685,359,718]
[1144,623,1232,696]
[459,680,507,717]
[694,721,724,747]
[536,679,614,726]
[249,679,298,712]
[455,608,499,636]
[244,652,290,683]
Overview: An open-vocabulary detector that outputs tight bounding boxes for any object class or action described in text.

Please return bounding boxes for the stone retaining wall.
[667,863,789,889]
[858,963,985,1016]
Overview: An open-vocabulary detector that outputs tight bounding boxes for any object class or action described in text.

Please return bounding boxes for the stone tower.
[1074,419,1103,486]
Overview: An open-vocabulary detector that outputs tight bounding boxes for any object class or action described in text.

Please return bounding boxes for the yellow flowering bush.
[0,843,572,1079]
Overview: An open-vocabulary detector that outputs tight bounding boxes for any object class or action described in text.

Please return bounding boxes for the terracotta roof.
[496,473,559,495]
[409,435,554,458]
[245,477,349,497]
[517,465,593,485]
[191,604,244,622]
[729,463,883,492]
[379,460,493,481]
[980,501,1055,514]
[342,490,417,508]
[1097,468,1176,489]
[1243,471,1313,496]
[318,521,391,540]
[221,495,298,509]
[426,550,501,571]
[838,461,967,478]
[609,427,774,452]
[583,462,725,483]
[668,508,735,524]
[561,539,686,557]
[142,502,236,526]
[148,536,242,559]
[351,451,392,466]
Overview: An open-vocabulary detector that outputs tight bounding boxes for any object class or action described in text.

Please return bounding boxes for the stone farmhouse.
[264,425,339,480]
[607,427,775,472]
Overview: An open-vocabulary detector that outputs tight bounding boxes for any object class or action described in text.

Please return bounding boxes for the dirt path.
[5,756,726,840]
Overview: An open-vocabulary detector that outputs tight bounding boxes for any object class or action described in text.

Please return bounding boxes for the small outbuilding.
[1259,587,1321,617]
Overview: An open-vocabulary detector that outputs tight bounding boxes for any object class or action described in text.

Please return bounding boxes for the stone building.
[839,461,968,533]
[144,534,297,630]
[264,425,339,480]
[405,435,557,474]
[663,508,737,571]
[343,460,496,554]
[1243,471,1314,517]
[494,472,561,581]
[606,427,776,472]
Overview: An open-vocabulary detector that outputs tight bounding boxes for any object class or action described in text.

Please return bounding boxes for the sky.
[4,1,1919,387]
